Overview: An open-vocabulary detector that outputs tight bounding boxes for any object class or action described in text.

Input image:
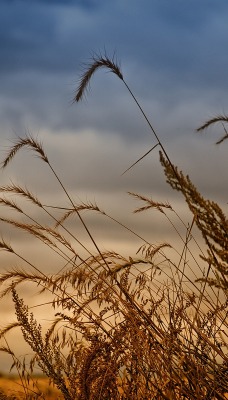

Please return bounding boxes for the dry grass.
[0,375,64,399]
[0,55,227,399]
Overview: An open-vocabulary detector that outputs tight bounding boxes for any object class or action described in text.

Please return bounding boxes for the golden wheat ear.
[74,54,123,102]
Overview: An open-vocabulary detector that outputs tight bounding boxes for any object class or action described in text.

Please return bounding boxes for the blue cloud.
[0,0,228,140]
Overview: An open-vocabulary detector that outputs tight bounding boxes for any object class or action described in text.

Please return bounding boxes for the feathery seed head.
[74,53,123,102]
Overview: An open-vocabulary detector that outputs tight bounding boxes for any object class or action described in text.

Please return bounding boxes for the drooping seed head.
[74,53,123,102]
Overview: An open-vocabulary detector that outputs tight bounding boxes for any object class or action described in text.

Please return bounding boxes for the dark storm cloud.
[1,0,228,79]
[0,0,103,75]
[0,1,70,74]
[0,0,228,149]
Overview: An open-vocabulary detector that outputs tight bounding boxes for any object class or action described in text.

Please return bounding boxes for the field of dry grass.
[0,375,64,399]
[0,55,227,399]
[1,375,227,399]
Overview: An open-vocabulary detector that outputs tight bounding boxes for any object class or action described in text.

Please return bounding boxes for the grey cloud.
[1,0,228,81]
[0,1,102,75]
[0,0,227,215]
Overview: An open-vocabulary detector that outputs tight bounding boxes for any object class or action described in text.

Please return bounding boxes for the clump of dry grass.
[0,55,227,399]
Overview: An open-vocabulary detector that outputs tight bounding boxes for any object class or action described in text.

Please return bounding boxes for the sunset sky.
[0,0,228,373]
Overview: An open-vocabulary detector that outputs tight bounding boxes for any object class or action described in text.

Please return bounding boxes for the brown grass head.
[0,184,43,208]
[74,53,123,102]
[197,114,228,144]
[1,134,48,169]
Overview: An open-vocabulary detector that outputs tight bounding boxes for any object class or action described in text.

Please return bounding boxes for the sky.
[0,0,228,373]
